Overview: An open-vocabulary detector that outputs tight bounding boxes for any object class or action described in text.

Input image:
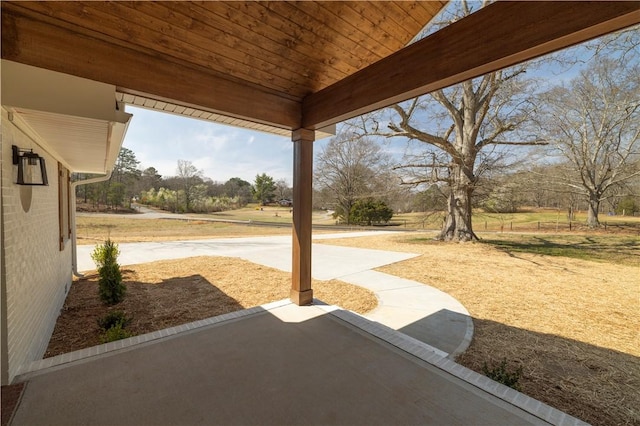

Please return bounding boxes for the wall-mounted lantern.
[12,145,48,186]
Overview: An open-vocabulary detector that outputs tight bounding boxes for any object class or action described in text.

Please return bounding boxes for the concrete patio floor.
[12,301,584,426]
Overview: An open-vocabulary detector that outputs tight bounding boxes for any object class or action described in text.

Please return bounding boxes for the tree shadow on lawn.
[438,314,638,426]
[45,272,244,358]
[481,235,639,265]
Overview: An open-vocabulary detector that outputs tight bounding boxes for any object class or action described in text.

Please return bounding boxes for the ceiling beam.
[302,1,640,129]
[1,6,301,130]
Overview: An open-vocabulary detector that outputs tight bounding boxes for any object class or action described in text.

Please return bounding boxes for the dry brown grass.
[45,256,377,358]
[75,215,348,245]
[320,232,640,426]
[76,216,294,245]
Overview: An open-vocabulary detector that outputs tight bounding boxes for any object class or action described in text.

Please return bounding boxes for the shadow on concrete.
[18,296,639,426]
[398,308,473,357]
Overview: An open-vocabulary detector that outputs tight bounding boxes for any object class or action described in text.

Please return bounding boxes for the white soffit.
[9,108,109,173]
[116,92,335,140]
[1,60,132,173]
[2,60,119,121]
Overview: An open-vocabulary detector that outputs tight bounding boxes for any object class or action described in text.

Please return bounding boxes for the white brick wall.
[1,109,72,384]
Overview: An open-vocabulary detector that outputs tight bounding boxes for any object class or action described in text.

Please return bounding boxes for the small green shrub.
[100,323,132,343]
[91,239,126,305]
[97,310,131,330]
[98,310,132,343]
[90,238,120,268]
[482,358,523,391]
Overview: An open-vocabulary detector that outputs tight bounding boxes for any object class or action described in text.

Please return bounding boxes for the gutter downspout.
[71,171,112,277]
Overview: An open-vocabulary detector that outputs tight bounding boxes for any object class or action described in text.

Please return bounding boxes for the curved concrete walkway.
[77,231,472,358]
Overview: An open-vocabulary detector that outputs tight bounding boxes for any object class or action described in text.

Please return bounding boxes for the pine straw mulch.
[44,256,377,358]
[319,233,639,426]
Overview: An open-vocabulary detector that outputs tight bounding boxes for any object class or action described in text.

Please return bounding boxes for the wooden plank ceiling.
[2,1,639,133]
[1,1,446,132]
[4,1,447,99]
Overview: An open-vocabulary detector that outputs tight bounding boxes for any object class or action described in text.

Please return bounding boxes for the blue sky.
[122,106,310,184]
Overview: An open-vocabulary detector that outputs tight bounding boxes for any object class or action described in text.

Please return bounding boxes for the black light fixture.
[12,145,49,186]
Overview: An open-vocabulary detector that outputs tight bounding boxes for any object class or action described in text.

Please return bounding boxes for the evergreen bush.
[615,196,639,216]
[91,239,126,305]
[97,310,131,330]
[100,322,132,343]
[350,198,393,225]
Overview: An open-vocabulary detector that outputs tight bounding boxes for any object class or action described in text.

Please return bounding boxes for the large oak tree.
[356,1,543,241]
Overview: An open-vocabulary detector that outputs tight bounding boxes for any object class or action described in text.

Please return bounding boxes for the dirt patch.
[45,256,377,358]
[319,232,640,426]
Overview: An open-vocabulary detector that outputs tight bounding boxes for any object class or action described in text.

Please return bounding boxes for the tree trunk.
[340,198,355,225]
[586,194,601,228]
[438,181,478,242]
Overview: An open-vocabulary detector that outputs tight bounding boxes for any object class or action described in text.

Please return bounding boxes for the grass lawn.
[75,216,295,244]
[393,208,640,233]
[68,213,639,425]
[199,203,337,225]
[481,233,639,264]
[76,205,339,244]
